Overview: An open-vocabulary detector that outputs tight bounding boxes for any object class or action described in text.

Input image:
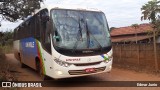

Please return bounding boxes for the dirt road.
[4,54,160,90]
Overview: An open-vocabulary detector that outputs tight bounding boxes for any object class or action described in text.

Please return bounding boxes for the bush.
[0,45,13,54]
[0,47,5,58]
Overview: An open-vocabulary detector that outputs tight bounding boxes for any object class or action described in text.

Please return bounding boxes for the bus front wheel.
[36,60,48,80]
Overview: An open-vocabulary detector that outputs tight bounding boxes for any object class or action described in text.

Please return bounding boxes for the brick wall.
[113,44,160,69]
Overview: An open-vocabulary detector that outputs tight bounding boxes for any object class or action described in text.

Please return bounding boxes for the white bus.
[13,5,113,80]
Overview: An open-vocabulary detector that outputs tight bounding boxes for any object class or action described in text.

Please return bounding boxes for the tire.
[36,61,49,80]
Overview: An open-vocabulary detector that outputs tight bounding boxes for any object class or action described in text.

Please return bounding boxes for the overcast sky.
[0,0,150,32]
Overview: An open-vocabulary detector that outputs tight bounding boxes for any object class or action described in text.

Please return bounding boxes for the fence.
[113,43,160,70]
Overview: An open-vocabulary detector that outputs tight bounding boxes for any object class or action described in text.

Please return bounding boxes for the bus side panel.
[13,40,20,61]
[35,41,53,77]
[20,37,38,69]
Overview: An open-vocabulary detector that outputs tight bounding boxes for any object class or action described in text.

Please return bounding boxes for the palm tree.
[141,0,160,71]
[131,24,139,44]
[141,0,160,24]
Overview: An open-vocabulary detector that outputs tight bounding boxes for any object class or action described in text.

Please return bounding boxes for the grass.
[0,45,13,54]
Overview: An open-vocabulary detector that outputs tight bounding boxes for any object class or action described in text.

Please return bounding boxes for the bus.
[13,5,113,80]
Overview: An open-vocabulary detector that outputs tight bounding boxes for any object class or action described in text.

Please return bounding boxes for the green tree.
[0,30,13,46]
[141,0,160,71]
[131,24,139,44]
[0,0,43,25]
[141,0,160,24]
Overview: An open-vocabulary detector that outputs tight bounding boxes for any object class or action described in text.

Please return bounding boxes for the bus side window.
[34,13,41,40]
[40,9,51,54]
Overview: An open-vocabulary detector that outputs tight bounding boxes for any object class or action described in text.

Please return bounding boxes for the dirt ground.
[1,54,160,90]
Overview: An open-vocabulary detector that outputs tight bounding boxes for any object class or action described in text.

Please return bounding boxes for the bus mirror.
[53,36,60,39]
[53,36,60,42]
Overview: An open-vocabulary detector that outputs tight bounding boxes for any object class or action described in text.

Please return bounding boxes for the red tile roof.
[111,23,153,36]
[111,35,153,43]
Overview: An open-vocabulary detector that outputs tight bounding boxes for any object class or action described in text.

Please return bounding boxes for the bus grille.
[74,61,102,66]
[68,66,106,75]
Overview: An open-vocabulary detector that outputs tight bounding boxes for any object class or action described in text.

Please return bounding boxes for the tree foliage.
[141,0,160,34]
[0,30,13,46]
[131,24,139,43]
[131,24,139,29]
[141,0,160,24]
[0,0,43,25]
[141,0,160,71]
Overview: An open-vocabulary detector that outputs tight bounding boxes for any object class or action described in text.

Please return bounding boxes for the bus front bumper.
[51,61,112,79]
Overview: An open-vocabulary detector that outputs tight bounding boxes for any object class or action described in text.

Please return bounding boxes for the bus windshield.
[51,9,111,56]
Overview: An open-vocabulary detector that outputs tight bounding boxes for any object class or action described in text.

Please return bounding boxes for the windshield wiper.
[85,21,103,51]
[72,18,83,52]
[86,21,90,48]
[72,18,103,52]
[78,19,83,40]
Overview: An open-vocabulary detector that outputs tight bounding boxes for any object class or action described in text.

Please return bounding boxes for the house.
[110,23,156,44]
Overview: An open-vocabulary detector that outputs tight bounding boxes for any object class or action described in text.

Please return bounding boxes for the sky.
[0,0,150,32]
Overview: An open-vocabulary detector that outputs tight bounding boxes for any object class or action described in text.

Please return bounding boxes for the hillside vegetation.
[0,31,13,53]
[0,31,17,82]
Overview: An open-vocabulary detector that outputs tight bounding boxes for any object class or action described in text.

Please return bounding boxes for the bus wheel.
[36,61,48,80]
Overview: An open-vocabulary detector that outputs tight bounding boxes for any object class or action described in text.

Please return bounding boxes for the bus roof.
[35,4,102,14]
[14,5,103,30]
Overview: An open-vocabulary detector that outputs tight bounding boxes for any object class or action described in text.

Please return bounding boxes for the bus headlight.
[54,58,71,67]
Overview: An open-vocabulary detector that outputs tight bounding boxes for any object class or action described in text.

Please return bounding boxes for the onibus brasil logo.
[2,82,42,87]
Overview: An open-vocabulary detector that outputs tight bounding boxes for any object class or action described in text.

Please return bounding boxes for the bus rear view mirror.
[53,36,60,42]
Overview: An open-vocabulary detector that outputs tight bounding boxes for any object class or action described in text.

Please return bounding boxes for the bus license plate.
[85,68,95,72]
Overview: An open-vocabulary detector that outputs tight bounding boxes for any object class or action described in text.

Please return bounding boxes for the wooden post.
[137,44,140,65]
[119,45,122,63]
[153,30,158,71]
